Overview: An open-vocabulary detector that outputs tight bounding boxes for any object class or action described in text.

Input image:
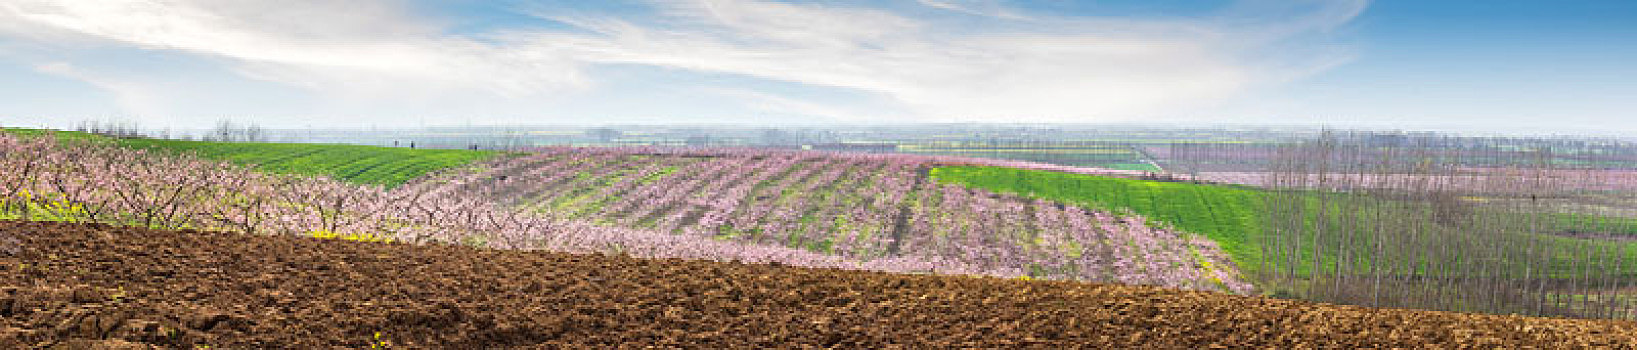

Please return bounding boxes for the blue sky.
[0,0,1632,135]
[1245,0,1637,134]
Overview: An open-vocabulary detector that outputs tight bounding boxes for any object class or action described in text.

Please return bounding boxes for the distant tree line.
[73,120,150,139]
[204,120,267,142]
[69,118,267,142]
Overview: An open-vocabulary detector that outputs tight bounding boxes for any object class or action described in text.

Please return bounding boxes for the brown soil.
[2,220,1635,348]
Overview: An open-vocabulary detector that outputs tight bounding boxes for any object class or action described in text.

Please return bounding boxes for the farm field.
[897,141,1163,172]
[0,133,992,278]
[5,220,1636,348]
[1192,170,1637,194]
[1156,140,1637,175]
[406,147,1250,292]
[3,0,1631,346]
[933,165,1637,317]
[0,132,1249,293]
[1,128,498,187]
[11,126,1637,323]
[930,165,1265,273]
[113,138,500,188]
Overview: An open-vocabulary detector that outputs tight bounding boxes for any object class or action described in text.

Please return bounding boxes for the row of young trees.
[72,120,150,139]
[69,119,269,142]
[0,134,976,273]
[202,120,268,142]
[1171,132,1637,320]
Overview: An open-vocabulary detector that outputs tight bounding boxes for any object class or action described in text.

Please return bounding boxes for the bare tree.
[206,119,268,142]
[245,124,266,142]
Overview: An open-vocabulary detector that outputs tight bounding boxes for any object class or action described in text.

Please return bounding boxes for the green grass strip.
[3,128,499,188]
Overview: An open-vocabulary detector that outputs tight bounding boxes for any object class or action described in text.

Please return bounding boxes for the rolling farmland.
[403,147,1251,292]
[3,0,1630,346]
[0,133,1012,277]
[0,133,1249,292]
[6,127,1637,348]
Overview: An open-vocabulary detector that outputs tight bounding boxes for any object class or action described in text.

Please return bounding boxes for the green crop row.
[3,128,500,188]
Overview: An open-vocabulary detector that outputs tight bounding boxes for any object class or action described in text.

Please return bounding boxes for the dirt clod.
[0,232,19,256]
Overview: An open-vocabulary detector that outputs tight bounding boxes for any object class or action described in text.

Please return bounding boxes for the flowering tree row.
[0,135,1039,276]
[413,146,1254,293]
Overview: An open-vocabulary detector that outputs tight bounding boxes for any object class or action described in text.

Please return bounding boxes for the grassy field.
[931,165,1265,270]
[931,165,1637,288]
[2,128,500,188]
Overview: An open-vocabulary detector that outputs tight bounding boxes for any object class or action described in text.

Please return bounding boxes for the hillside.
[405,147,1251,292]
[14,128,1635,320]
[0,131,1248,293]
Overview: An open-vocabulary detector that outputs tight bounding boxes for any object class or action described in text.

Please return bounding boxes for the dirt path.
[2,220,1635,348]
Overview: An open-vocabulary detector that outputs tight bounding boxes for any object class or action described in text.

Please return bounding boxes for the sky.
[0,0,1632,135]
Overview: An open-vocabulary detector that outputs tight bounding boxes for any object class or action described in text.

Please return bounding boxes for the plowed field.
[2,221,1634,348]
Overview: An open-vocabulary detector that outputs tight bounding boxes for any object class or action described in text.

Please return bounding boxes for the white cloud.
[915,0,1030,20]
[0,0,1367,124]
[0,0,586,100]
[526,0,1364,122]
